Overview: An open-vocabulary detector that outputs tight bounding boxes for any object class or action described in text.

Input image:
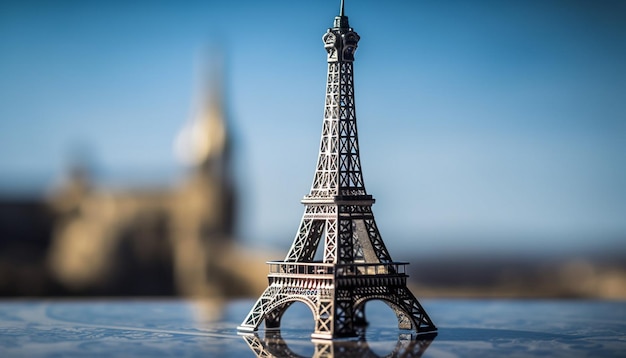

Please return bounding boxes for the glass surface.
[0,299,624,357]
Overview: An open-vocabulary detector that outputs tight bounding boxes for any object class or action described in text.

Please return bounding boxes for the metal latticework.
[238,1,436,339]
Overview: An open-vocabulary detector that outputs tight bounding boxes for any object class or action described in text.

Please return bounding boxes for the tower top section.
[324,0,360,62]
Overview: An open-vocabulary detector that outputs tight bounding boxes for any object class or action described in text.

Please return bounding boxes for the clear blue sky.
[1,0,625,255]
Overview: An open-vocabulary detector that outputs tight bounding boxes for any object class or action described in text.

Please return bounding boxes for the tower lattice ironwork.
[238,1,436,339]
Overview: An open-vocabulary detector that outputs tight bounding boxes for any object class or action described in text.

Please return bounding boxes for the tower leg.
[393,286,437,333]
[354,304,367,327]
[238,285,278,332]
[312,299,335,339]
[265,303,289,330]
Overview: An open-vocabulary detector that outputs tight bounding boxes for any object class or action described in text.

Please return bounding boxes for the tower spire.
[238,4,436,340]
[334,0,350,28]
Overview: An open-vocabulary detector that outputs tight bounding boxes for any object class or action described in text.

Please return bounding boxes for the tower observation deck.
[238,1,436,339]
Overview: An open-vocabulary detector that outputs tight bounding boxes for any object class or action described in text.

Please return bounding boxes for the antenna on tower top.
[334,0,349,28]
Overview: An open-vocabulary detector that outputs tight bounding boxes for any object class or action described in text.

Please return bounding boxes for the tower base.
[237,261,437,339]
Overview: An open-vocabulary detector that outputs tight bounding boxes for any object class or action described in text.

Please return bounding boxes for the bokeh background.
[1,0,625,298]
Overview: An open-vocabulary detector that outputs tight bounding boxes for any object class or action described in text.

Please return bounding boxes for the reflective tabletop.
[0,299,624,357]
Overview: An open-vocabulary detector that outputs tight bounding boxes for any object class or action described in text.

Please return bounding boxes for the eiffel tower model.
[238,1,437,339]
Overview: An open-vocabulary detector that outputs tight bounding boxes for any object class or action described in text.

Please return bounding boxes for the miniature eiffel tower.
[238,1,436,339]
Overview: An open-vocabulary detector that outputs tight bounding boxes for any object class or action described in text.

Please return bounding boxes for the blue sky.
[1,0,625,255]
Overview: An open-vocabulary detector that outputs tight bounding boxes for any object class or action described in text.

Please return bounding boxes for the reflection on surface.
[241,331,436,358]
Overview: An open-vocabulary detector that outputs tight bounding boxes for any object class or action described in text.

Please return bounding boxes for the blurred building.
[0,195,56,296]
[0,64,266,298]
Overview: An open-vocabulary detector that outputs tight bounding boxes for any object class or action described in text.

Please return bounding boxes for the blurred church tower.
[46,55,248,298]
[171,55,237,297]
